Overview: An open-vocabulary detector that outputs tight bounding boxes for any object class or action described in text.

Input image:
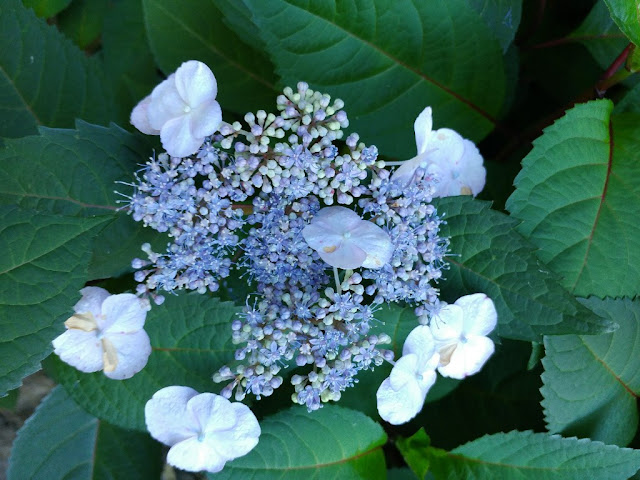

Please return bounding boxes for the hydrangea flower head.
[145,386,260,473]
[52,287,151,380]
[376,325,440,424]
[430,293,497,379]
[391,106,486,197]
[302,206,393,269]
[131,60,222,158]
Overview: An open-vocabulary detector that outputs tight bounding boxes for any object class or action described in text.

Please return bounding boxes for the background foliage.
[1,0,639,478]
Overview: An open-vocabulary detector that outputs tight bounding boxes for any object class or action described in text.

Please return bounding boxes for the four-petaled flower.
[391,106,486,197]
[430,293,497,379]
[302,206,393,269]
[52,287,151,380]
[145,386,261,473]
[131,60,222,158]
[376,325,440,425]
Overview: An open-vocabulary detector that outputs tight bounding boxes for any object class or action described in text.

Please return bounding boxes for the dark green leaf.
[210,405,387,479]
[47,294,241,431]
[469,0,522,52]
[541,297,640,446]
[434,196,613,341]
[506,100,640,297]
[142,0,278,113]
[0,206,107,396]
[396,429,432,480]
[570,0,629,70]
[243,0,506,158]
[400,429,640,480]
[21,0,71,18]
[56,0,108,49]
[603,0,640,47]
[0,0,116,137]
[615,82,640,113]
[0,121,160,279]
[8,386,162,480]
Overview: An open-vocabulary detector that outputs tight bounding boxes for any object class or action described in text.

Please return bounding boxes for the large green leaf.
[0,206,107,396]
[48,294,241,431]
[616,82,640,113]
[541,297,640,446]
[434,196,613,341]
[56,0,108,49]
[142,0,278,113]
[0,121,160,279]
[21,0,71,18]
[0,0,116,138]
[210,405,387,479]
[506,100,640,297]
[469,0,522,53]
[398,429,640,480]
[242,0,505,159]
[603,0,640,47]
[8,386,162,480]
[570,0,629,70]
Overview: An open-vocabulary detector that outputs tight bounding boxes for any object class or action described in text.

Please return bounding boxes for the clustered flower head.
[52,287,151,380]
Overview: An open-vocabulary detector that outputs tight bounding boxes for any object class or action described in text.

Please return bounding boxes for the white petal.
[376,376,425,425]
[160,115,204,158]
[388,354,419,391]
[167,436,227,473]
[52,329,103,373]
[130,95,160,135]
[430,304,464,348]
[414,106,433,155]
[74,287,109,317]
[437,336,494,379]
[454,293,497,336]
[101,293,147,333]
[174,60,218,107]
[402,325,436,361]
[187,393,237,433]
[148,74,184,130]
[145,386,200,446]
[456,139,486,196]
[103,330,151,380]
[203,402,260,461]
[190,99,222,139]
[390,151,428,186]
[350,220,393,269]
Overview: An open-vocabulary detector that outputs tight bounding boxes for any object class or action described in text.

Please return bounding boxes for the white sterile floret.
[130,60,222,158]
[145,386,260,473]
[52,287,151,380]
[430,293,497,379]
[376,326,440,424]
[391,106,486,197]
[302,206,393,269]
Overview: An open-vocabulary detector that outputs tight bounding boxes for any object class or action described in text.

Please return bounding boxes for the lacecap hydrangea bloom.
[52,287,151,380]
[391,106,486,197]
[145,386,260,473]
[125,62,450,411]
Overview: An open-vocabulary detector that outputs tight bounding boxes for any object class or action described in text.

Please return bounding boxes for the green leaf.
[570,0,629,71]
[603,0,640,47]
[47,294,241,431]
[8,386,162,480]
[142,0,278,113]
[56,0,108,49]
[242,0,506,159]
[210,405,387,479]
[541,297,640,446]
[434,196,613,341]
[615,82,640,113]
[396,429,432,480]
[0,0,116,138]
[0,121,160,279]
[469,0,522,52]
[506,100,640,297]
[0,206,107,396]
[21,0,71,18]
[400,429,640,480]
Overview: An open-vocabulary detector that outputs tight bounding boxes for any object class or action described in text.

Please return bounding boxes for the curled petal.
[160,115,205,158]
[145,386,200,446]
[174,60,218,107]
[103,330,151,380]
[74,286,109,317]
[52,330,103,373]
[456,139,486,196]
[130,95,160,135]
[414,106,433,155]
